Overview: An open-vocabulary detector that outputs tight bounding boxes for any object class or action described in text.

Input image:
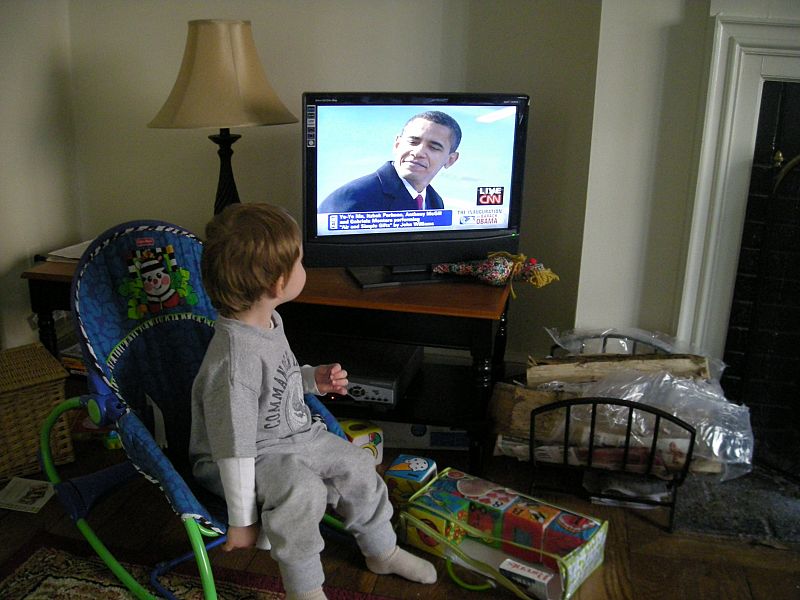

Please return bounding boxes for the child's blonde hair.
[202,203,301,317]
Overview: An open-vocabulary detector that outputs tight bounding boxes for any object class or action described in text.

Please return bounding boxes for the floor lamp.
[148,19,297,215]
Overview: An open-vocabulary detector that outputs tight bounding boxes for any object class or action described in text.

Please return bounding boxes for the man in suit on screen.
[319,111,461,213]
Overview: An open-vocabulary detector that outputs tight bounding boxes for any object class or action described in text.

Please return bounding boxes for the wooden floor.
[2,440,800,600]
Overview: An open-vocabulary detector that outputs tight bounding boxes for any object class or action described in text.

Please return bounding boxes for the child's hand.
[223,524,259,551]
[315,363,349,395]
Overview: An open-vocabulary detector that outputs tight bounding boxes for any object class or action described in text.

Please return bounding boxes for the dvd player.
[292,338,423,408]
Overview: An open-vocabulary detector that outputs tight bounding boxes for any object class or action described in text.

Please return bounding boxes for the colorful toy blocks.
[405,491,468,557]
[339,419,384,465]
[501,499,560,564]
[383,454,437,508]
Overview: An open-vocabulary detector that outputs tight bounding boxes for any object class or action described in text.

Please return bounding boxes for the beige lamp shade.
[148,19,297,129]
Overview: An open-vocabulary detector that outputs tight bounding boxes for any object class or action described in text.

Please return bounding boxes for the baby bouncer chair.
[39,220,344,599]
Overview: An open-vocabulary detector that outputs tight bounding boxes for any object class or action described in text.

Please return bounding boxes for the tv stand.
[347,265,456,288]
[21,262,510,473]
[281,268,510,473]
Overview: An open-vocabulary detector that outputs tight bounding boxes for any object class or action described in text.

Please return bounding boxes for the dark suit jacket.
[319,161,444,213]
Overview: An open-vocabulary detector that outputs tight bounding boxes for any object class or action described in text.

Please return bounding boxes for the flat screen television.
[302,92,530,287]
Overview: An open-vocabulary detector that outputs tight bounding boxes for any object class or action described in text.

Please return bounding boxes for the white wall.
[575,0,800,359]
[576,0,711,338]
[0,0,79,349]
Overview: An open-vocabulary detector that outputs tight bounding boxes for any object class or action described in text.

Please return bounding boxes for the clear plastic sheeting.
[580,371,754,481]
[545,327,726,381]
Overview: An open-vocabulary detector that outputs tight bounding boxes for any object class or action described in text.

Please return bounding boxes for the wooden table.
[282,268,510,470]
[21,261,76,356]
[22,263,510,470]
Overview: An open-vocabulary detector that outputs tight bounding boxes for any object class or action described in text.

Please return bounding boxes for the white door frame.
[677,16,800,360]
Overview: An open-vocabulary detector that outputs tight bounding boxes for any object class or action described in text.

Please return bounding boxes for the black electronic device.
[292,338,423,409]
[302,91,530,287]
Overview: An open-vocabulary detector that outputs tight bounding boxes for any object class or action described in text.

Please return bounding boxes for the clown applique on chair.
[119,245,199,319]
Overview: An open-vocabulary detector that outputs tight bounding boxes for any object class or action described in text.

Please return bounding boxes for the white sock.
[285,587,328,600]
[365,546,437,584]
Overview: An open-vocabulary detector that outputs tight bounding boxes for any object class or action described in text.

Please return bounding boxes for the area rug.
[673,465,800,547]
[0,534,390,600]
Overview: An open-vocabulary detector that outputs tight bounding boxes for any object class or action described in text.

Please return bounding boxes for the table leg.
[37,310,59,357]
[493,299,509,380]
[468,353,494,474]
[25,270,73,358]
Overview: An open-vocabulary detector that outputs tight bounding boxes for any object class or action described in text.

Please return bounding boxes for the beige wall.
[66,0,601,362]
[1,0,601,358]
[67,0,472,235]
[576,0,711,337]
[461,2,601,360]
[0,0,78,348]
[6,1,794,360]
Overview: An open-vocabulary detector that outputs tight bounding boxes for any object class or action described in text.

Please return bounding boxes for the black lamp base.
[209,128,242,215]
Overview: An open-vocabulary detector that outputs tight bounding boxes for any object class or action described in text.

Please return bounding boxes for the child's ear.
[273,274,286,297]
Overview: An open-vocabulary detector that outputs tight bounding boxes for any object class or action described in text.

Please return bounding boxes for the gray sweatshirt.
[189,313,323,468]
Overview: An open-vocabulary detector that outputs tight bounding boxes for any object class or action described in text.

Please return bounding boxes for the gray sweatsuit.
[189,315,395,593]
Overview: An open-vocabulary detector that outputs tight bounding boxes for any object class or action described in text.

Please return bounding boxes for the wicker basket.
[0,342,74,481]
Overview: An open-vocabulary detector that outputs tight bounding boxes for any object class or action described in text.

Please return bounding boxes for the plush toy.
[433,252,559,297]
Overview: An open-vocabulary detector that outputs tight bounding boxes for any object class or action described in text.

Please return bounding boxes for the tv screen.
[302,92,530,287]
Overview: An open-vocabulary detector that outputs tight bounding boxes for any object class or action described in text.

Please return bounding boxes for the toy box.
[339,419,384,465]
[383,454,437,508]
[401,468,607,600]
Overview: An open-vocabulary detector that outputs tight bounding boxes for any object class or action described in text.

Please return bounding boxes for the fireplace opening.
[720,81,800,481]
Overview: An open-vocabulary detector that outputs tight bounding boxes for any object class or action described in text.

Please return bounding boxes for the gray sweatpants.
[255,431,396,594]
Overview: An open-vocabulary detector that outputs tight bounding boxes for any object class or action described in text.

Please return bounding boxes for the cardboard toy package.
[401,468,607,600]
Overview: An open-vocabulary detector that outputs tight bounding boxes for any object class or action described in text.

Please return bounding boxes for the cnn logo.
[477,187,504,205]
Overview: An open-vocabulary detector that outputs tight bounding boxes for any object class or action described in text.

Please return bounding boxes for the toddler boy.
[189,203,436,600]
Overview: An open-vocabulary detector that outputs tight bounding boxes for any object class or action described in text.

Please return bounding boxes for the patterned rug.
[0,534,388,600]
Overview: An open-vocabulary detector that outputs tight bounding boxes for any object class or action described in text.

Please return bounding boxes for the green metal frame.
[41,398,349,599]
[40,398,221,600]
